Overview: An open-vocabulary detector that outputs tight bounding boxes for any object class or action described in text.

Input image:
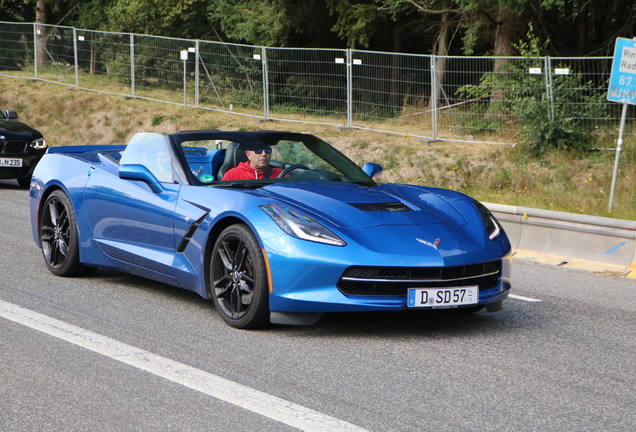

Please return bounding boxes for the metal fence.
[0,21,632,146]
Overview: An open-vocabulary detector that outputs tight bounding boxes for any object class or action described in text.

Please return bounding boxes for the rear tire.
[210,224,270,329]
[39,190,95,277]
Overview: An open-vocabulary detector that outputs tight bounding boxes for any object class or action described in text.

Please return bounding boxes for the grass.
[1,75,633,221]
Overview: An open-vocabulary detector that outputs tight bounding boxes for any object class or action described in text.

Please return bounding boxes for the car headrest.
[217,142,248,180]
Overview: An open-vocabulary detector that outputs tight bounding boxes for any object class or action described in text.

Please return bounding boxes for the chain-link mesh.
[31,24,76,85]
[75,30,133,95]
[266,47,348,123]
[549,57,615,144]
[0,21,633,145]
[197,41,263,114]
[0,22,33,77]
[352,51,431,136]
[131,34,194,104]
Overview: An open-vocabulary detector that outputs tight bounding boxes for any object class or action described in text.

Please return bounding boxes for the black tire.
[39,190,95,277]
[210,224,270,329]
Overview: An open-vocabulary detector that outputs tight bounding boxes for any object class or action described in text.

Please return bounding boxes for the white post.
[608,103,627,211]
[130,34,135,98]
[73,28,79,87]
[430,55,438,141]
[195,41,200,108]
[181,49,188,107]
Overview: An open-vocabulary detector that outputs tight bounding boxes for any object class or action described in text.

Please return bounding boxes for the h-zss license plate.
[407,286,478,308]
[0,158,22,167]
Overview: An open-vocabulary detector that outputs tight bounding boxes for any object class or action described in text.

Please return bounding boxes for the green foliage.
[209,0,291,46]
[102,0,211,39]
[151,115,165,126]
[326,0,386,49]
[459,25,609,156]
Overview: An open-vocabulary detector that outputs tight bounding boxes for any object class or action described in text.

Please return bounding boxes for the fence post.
[73,28,79,87]
[181,49,188,107]
[544,56,554,121]
[430,55,438,140]
[130,34,135,98]
[261,47,269,120]
[33,24,38,79]
[195,40,200,108]
[347,49,353,128]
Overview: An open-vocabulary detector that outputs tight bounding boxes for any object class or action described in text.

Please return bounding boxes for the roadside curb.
[484,203,636,278]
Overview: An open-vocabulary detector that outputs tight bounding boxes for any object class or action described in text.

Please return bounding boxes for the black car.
[0,109,47,188]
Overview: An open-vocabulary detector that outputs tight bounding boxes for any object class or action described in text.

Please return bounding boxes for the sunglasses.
[252,148,272,154]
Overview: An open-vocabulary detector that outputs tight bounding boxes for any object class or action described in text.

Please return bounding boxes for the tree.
[3,0,635,58]
[103,0,213,40]
[325,0,391,49]
[207,0,344,48]
[381,0,463,109]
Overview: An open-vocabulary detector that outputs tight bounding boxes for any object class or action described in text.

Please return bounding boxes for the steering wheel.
[277,164,310,178]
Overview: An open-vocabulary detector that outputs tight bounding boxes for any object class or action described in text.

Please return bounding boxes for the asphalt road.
[1,179,635,432]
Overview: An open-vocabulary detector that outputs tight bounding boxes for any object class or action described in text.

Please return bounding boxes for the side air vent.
[348,202,412,212]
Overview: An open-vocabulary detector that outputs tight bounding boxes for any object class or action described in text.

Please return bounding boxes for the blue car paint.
[30,134,512,322]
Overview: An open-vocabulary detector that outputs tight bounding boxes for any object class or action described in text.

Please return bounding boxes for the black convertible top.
[169,130,300,149]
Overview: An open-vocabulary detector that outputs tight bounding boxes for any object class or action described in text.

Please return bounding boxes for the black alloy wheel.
[210,224,269,329]
[39,190,94,276]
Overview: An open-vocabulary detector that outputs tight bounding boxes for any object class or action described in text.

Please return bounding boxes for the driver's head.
[246,147,272,173]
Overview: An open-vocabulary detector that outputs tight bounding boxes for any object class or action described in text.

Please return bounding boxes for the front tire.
[39,190,94,277]
[210,224,270,329]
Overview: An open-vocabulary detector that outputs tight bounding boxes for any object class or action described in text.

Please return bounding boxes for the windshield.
[174,131,376,187]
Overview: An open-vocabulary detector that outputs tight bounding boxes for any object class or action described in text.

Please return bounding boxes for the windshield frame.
[169,130,377,188]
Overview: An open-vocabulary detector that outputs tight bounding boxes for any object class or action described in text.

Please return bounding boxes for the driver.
[222,144,284,180]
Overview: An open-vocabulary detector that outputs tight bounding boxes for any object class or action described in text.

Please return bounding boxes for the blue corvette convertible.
[30,130,511,328]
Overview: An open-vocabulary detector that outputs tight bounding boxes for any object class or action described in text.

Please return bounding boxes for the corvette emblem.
[416,237,441,249]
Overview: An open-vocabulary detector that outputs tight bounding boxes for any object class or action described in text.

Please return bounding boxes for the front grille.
[1,141,28,155]
[337,260,501,296]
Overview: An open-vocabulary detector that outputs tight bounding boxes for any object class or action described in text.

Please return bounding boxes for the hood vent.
[348,201,412,212]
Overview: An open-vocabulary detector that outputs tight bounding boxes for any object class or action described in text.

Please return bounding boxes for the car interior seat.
[217,142,248,180]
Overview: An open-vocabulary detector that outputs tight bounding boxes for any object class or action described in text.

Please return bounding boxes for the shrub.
[459,26,608,156]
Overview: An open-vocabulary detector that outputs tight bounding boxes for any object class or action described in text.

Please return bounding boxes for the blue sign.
[608,38,636,105]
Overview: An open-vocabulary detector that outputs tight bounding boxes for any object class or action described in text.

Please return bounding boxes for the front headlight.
[30,138,48,149]
[474,200,503,240]
[260,204,346,246]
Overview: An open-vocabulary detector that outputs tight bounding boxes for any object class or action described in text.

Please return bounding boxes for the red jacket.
[222,161,283,181]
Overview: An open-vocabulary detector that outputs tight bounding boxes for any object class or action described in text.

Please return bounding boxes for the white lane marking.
[509,294,542,302]
[0,300,368,432]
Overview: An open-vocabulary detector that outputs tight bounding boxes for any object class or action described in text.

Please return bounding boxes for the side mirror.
[5,110,18,120]
[362,162,383,178]
[119,164,164,193]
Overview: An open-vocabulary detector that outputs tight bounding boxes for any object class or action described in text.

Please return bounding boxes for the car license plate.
[407,286,478,308]
[0,158,22,167]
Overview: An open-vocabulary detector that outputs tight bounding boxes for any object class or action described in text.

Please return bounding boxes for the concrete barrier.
[484,203,636,278]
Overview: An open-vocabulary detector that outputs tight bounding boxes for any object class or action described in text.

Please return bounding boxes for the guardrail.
[484,203,636,278]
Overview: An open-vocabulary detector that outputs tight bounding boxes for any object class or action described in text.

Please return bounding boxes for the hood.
[0,119,43,139]
[259,181,467,230]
